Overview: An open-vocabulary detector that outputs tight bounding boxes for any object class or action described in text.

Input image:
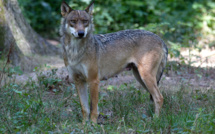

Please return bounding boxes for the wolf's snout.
[78,31,85,38]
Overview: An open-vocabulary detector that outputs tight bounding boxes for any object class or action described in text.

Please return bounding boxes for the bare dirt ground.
[9,46,215,91]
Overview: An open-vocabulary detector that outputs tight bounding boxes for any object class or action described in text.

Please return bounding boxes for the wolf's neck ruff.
[67,39,86,62]
[65,35,92,65]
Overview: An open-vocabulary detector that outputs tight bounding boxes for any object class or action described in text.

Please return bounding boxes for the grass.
[0,69,215,133]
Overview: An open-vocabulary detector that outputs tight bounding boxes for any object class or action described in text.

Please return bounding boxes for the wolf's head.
[61,1,94,39]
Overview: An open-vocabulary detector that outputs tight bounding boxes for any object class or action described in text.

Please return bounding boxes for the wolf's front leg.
[75,81,89,124]
[89,79,99,123]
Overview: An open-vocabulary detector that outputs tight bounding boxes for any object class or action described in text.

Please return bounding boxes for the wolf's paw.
[97,114,108,125]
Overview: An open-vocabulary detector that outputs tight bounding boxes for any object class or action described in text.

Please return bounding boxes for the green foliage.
[17,0,71,38]
[37,68,62,91]
[18,0,215,36]
[17,0,215,59]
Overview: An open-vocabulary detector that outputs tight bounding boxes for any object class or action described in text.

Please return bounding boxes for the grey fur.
[60,3,168,123]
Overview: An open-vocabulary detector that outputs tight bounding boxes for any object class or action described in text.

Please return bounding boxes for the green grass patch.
[0,74,215,133]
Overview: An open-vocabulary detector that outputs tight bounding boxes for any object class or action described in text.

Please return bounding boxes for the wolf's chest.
[67,62,89,81]
[64,43,86,66]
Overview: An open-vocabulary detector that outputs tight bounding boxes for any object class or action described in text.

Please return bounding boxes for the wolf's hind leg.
[137,65,163,115]
[132,65,154,101]
[137,52,163,115]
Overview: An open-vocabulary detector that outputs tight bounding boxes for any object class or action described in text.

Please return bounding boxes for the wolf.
[60,1,168,124]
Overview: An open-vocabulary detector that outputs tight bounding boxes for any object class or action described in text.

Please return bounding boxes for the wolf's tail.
[156,42,168,85]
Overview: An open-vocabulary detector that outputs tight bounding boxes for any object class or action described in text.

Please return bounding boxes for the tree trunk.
[0,0,60,71]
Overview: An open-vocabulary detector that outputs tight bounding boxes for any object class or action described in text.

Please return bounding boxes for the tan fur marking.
[87,66,99,123]
[137,51,164,115]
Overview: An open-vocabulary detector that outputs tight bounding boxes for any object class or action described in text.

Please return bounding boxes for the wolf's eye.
[70,20,77,24]
[83,20,88,24]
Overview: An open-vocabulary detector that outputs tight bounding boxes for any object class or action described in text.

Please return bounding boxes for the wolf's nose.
[78,31,85,37]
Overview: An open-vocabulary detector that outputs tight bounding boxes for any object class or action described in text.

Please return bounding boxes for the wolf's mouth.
[77,36,84,39]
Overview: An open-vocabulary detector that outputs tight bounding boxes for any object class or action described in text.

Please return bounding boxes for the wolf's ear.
[85,0,94,15]
[61,1,72,17]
